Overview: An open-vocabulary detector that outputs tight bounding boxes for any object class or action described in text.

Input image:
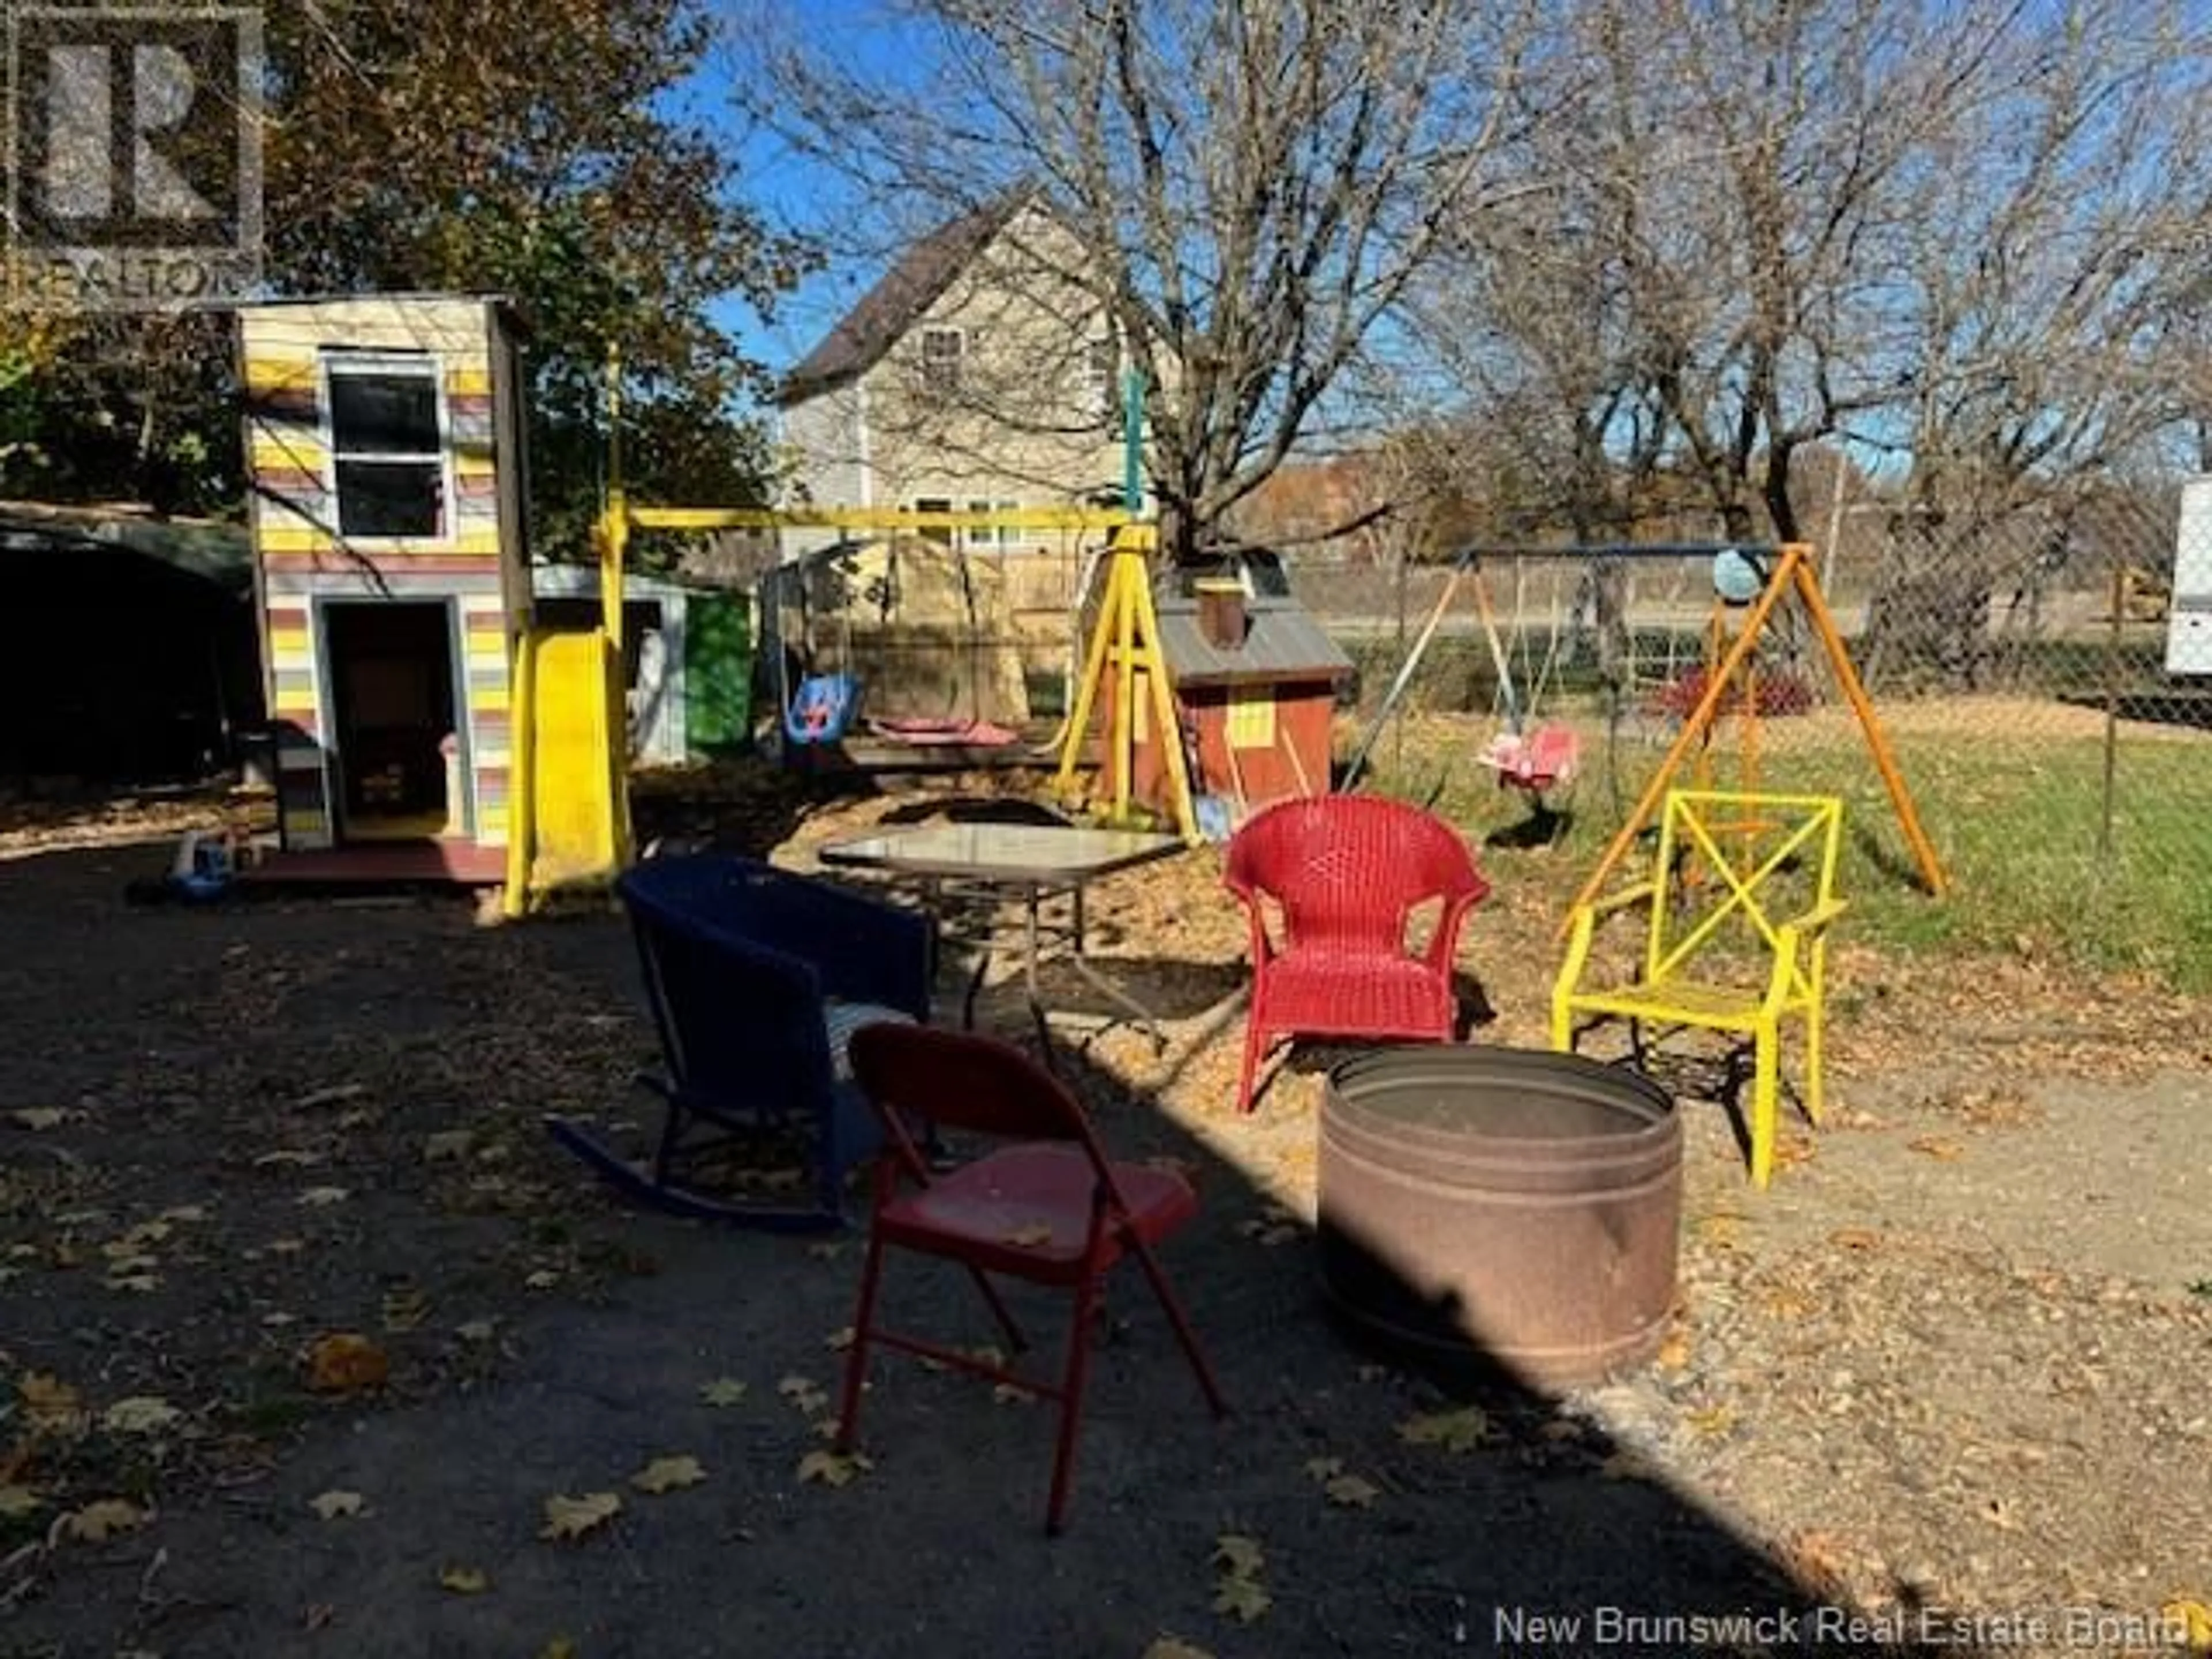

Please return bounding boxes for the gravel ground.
[0,766,2206,1659]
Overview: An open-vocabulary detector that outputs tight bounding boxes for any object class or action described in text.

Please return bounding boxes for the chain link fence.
[1306,483,2212,986]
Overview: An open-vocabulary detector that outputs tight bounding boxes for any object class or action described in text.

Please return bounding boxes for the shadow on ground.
[0,840,1979,1658]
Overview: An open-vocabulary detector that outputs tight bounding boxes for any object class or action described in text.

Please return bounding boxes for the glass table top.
[817,823,1186,883]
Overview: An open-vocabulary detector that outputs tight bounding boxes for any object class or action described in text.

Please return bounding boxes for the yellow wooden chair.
[1551,790,1847,1188]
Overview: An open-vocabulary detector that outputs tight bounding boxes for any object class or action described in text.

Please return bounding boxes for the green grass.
[1369,717,2212,991]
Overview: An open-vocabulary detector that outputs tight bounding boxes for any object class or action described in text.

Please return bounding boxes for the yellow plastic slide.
[503,627,629,914]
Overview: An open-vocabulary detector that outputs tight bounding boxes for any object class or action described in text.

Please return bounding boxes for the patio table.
[817,823,1185,1062]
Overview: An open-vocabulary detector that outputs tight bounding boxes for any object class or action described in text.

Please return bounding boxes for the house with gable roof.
[775,192,1140,559]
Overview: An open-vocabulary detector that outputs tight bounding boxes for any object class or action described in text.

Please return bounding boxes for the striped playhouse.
[237,296,533,880]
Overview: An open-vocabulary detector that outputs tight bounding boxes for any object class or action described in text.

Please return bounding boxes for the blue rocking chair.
[547,854,937,1230]
[785,671,862,747]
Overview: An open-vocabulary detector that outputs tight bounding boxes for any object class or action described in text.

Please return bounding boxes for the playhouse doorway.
[323,600,464,842]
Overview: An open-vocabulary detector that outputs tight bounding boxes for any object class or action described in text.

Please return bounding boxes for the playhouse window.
[326,357,446,539]
[919,328,963,396]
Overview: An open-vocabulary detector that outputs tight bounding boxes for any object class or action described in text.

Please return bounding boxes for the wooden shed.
[1122,575,1354,818]
[531,565,753,765]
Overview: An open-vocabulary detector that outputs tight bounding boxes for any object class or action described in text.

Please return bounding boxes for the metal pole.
[1820,451,1849,597]
[1343,560,1468,789]
[1393,532,1409,779]
[2101,561,2122,859]
[602,343,626,649]
[1122,368,1145,515]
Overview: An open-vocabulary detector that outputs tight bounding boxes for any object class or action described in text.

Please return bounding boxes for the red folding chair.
[836,1024,1227,1534]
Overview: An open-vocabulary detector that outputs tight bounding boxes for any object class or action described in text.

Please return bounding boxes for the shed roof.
[1156,592,1354,689]
[234,292,534,337]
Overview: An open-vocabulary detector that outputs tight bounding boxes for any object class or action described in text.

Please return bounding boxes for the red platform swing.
[1469,559,1580,805]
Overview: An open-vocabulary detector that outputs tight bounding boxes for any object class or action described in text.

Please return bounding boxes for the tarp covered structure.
[758,536,1035,728]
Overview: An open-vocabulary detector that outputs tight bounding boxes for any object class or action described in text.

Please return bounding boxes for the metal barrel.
[1319,1046,1683,1391]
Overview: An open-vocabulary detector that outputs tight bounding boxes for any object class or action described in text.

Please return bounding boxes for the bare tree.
[1857,0,2212,682]
[736,0,1542,562]
[1412,0,2212,563]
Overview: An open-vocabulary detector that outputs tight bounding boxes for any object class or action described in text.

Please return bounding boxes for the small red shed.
[1114,568,1354,820]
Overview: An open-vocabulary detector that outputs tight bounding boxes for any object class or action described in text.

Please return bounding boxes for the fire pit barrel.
[1319,1047,1682,1389]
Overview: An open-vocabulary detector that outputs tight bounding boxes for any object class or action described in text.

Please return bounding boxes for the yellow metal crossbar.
[1650,798,1832,984]
[628,505,1132,533]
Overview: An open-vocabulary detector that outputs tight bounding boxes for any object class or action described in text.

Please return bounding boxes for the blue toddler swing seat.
[785,671,862,747]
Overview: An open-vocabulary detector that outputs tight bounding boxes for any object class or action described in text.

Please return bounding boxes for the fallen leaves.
[1780,1528,1854,1598]
[10,1107,67,1130]
[1235,1206,1302,1248]
[1694,1212,1745,1250]
[20,1372,85,1433]
[1141,1638,1215,1659]
[778,1374,830,1416]
[1683,1404,1737,1438]
[1211,1576,1273,1623]
[1322,1472,1379,1508]
[101,1396,181,1435]
[1395,1406,1491,1454]
[423,1130,475,1164]
[1300,1457,1379,1508]
[293,1083,368,1110]
[794,1449,870,1488]
[1598,1448,1661,1483]
[304,1332,389,1395]
[1210,1533,1271,1623]
[1907,1135,1967,1161]
[439,1565,490,1594]
[629,1456,707,1495]
[309,1489,366,1521]
[539,1490,622,1541]
[381,1286,431,1332]
[698,1377,749,1408]
[60,1497,148,1542]
[823,1326,856,1353]
[0,1485,41,1518]
[253,1149,323,1169]
[2160,1596,2212,1651]
[1828,1227,1883,1253]
[296,1185,351,1207]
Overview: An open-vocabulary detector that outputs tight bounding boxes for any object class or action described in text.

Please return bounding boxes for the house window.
[914,496,954,547]
[964,497,1023,550]
[325,355,446,539]
[919,328,964,396]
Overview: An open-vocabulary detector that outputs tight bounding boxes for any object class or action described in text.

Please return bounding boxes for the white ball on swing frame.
[1712,548,1764,605]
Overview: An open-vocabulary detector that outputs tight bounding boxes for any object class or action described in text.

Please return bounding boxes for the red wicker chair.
[1224,796,1490,1112]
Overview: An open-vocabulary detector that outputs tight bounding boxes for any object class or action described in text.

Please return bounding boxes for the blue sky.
[677,2,918,391]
